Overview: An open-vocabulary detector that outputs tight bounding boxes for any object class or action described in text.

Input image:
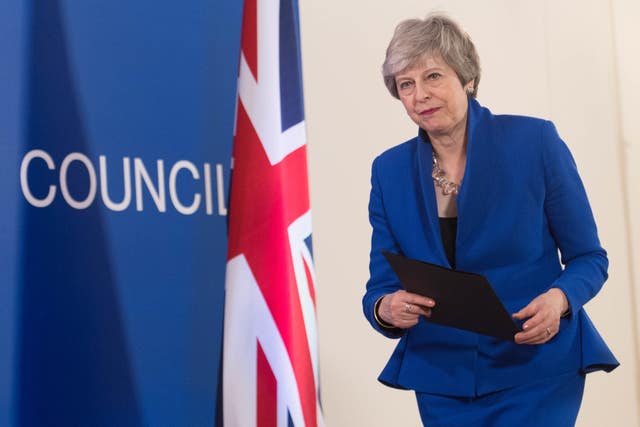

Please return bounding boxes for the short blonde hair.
[382,13,481,99]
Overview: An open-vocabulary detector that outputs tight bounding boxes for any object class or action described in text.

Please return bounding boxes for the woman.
[363,13,618,426]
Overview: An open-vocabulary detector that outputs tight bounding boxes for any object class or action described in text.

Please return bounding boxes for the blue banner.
[0,1,242,425]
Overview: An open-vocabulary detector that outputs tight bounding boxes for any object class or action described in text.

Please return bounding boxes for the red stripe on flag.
[241,0,258,81]
[257,341,277,427]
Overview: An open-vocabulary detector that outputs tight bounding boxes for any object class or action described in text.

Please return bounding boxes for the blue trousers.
[415,372,585,427]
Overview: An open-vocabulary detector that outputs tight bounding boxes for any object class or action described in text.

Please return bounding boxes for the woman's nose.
[414,80,431,100]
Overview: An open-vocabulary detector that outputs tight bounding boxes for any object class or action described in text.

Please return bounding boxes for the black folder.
[382,251,520,341]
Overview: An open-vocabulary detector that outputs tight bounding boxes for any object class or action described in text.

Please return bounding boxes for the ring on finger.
[404,303,413,314]
[546,327,551,337]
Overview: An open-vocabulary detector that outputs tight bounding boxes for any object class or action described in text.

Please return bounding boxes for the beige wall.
[612,4,640,422]
[299,0,640,425]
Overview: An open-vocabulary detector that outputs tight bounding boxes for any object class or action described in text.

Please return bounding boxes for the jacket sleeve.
[542,120,609,314]
[362,157,404,338]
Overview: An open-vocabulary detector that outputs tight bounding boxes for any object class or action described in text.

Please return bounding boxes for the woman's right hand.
[379,290,435,328]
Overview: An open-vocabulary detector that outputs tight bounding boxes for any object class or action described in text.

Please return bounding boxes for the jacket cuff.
[550,285,574,319]
[373,296,403,336]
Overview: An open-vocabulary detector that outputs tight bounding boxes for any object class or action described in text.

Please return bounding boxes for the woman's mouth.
[419,107,440,116]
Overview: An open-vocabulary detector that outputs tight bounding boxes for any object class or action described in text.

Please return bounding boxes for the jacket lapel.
[456,98,499,269]
[414,98,495,269]
[416,129,449,267]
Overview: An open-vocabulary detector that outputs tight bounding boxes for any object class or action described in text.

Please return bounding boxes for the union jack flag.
[222,0,322,425]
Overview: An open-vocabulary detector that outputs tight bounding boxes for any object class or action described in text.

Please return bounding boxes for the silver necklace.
[432,152,461,196]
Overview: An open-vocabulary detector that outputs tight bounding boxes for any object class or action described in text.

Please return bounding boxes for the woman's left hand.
[512,288,569,345]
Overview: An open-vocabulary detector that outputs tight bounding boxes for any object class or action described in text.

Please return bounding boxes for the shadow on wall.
[16,1,143,425]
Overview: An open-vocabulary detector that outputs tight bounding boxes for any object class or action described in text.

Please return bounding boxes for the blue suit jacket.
[363,98,618,396]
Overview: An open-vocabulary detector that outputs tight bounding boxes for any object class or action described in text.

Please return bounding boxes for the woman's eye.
[427,73,441,80]
[399,81,414,89]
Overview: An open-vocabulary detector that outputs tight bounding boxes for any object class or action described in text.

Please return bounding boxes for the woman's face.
[395,55,472,139]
